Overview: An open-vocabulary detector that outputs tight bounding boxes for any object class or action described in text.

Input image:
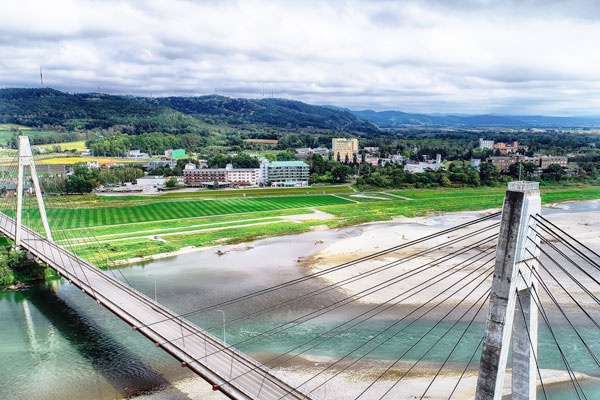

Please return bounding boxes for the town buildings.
[296,147,330,158]
[183,164,260,187]
[149,160,178,169]
[488,155,568,172]
[126,150,149,158]
[404,161,445,173]
[493,141,528,156]
[332,138,358,162]
[183,166,228,187]
[165,149,186,159]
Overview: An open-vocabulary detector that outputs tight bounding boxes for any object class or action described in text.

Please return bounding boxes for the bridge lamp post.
[217,309,226,344]
[145,274,157,301]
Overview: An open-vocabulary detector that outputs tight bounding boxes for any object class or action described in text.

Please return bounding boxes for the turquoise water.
[1,215,600,399]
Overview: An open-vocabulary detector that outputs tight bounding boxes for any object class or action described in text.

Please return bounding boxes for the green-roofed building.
[260,160,310,187]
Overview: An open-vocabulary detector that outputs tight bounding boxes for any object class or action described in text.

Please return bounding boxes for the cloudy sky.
[1,0,600,115]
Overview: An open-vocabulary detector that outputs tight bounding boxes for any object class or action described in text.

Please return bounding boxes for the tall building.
[332,138,358,162]
[479,138,494,150]
[260,160,309,187]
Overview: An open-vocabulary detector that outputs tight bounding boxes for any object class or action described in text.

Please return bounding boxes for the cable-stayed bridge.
[1,136,599,400]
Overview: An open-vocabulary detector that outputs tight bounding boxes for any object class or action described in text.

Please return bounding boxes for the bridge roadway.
[0,212,311,400]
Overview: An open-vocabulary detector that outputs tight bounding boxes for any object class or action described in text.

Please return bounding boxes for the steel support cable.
[0,161,91,293]
[528,281,587,400]
[0,157,18,229]
[525,248,600,333]
[379,290,491,400]
[143,217,501,330]
[176,241,498,385]
[532,216,600,273]
[33,186,101,301]
[534,217,600,272]
[521,260,600,370]
[526,227,600,299]
[528,238,600,307]
[1,160,78,279]
[153,225,499,343]
[167,235,498,361]
[447,335,484,400]
[419,292,491,400]
[32,184,92,281]
[514,284,548,400]
[40,179,115,275]
[223,248,497,394]
[44,193,109,275]
[42,179,130,286]
[197,229,499,337]
[355,269,495,400]
[138,213,501,329]
[0,160,16,229]
[535,214,600,260]
[270,255,497,399]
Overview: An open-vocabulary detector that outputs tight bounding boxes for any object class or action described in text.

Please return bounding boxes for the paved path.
[0,212,311,400]
[383,192,413,200]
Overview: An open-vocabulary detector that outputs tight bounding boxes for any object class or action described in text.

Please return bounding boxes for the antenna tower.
[40,66,44,87]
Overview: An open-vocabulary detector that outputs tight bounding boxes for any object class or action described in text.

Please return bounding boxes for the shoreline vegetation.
[1,183,599,286]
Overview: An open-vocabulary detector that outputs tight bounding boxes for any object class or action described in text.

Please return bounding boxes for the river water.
[1,200,600,399]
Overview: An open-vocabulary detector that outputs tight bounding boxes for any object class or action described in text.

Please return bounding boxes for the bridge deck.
[0,213,309,400]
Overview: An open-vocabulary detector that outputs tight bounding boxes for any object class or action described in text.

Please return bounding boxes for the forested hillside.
[0,88,378,135]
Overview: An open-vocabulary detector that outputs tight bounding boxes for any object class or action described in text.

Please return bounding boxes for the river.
[1,200,599,399]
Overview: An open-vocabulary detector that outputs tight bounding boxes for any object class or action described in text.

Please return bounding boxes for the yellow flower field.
[36,141,88,151]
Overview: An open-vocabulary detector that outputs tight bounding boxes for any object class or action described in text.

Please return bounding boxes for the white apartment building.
[479,138,494,150]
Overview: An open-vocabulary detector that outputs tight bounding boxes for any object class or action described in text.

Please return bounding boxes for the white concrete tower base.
[475,181,541,400]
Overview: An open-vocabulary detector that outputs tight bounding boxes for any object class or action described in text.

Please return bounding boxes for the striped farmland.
[11,195,352,230]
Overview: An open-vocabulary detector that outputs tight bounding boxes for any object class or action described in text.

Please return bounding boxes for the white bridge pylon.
[15,135,53,246]
[476,181,542,400]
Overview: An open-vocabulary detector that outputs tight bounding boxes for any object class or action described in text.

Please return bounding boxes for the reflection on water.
[1,203,600,399]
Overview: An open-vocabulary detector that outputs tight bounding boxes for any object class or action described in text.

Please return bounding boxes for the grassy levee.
[66,209,314,238]
[61,217,284,243]
[78,222,317,262]
[390,187,507,199]
[134,185,355,199]
[16,184,600,265]
[322,185,600,227]
[13,195,351,229]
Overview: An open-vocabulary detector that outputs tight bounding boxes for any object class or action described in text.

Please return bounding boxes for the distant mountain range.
[327,107,600,128]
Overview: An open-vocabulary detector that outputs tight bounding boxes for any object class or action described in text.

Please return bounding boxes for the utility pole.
[475,181,541,400]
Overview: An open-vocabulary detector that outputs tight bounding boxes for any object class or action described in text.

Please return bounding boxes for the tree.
[508,162,537,179]
[543,163,565,181]
[331,165,352,182]
[479,162,500,183]
[165,176,178,188]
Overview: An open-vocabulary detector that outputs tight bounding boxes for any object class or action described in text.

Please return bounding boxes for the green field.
[15,195,352,229]
[5,184,600,265]
[140,185,355,199]
[0,128,57,146]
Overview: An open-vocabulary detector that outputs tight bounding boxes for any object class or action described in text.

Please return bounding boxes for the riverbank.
[132,354,595,400]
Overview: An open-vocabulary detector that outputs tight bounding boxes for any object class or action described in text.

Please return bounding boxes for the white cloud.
[1,0,599,115]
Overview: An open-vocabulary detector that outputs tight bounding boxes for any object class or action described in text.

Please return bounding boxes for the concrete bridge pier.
[475,182,541,400]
